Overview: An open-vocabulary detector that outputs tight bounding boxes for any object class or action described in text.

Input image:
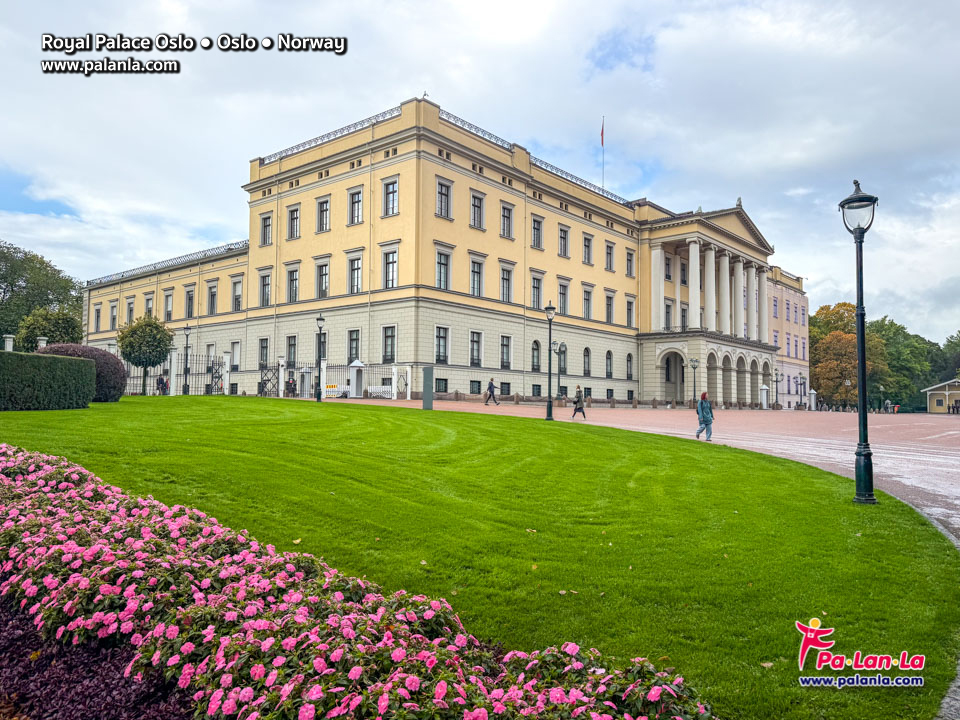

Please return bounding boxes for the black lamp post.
[545,302,556,421]
[182,324,191,396]
[689,357,699,405]
[774,367,782,408]
[315,314,325,402]
[798,370,806,408]
[839,180,879,504]
[552,341,566,401]
[879,384,885,413]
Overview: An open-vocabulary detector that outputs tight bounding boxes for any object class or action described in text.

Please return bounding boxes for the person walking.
[695,391,714,441]
[572,385,586,419]
[485,378,500,406]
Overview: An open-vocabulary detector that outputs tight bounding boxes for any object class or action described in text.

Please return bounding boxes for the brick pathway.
[328,397,960,540]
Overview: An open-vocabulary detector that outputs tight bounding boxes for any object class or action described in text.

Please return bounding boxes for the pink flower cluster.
[0,445,714,720]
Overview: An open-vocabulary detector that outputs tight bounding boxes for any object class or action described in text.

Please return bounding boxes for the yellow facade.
[84,97,796,403]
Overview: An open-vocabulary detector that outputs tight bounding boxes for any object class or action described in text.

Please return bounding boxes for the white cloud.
[1,0,958,341]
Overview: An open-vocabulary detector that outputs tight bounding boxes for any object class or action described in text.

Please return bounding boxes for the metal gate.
[124,353,173,396]
[258,363,280,397]
[174,354,225,396]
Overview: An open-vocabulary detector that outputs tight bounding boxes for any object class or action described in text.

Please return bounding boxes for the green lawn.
[2,396,959,719]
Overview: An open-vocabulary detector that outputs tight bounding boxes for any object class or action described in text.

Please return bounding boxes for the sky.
[1,0,958,342]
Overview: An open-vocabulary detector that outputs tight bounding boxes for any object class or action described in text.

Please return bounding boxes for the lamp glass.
[839,181,878,233]
[316,315,325,330]
[545,302,556,321]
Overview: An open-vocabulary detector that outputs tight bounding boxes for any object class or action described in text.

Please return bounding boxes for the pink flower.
[348,666,363,680]
[261,637,275,652]
[647,686,662,702]
[562,642,580,656]
[221,674,233,688]
[250,664,266,680]
[181,641,195,655]
[454,634,467,648]
[221,697,237,715]
[298,705,316,720]
[391,648,406,662]
[465,709,489,720]
[434,680,448,700]
[165,625,180,640]
[305,685,323,700]
[265,669,278,687]
[378,693,390,715]
[272,656,286,667]
[405,675,421,692]
[330,647,344,662]
[167,654,181,667]
[239,687,254,703]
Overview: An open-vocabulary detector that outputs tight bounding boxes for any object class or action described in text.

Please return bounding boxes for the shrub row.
[0,445,715,720]
[38,343,126,402]
[0,351,95,411]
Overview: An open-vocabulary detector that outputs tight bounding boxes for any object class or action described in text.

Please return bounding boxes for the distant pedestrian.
[485,378,500,406]
[155,375,164,396]
[572,385,586,419]
[695,391,714,442]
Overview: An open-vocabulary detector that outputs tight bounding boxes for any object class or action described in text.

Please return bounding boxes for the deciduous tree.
[0,240,81,337]
[116,315,174,396]
[14,307,82,351]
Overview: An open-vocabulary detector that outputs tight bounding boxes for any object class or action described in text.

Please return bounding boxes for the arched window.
[605,351,613,379]
[558,346,567,374]
[626,353,633,381]
[583,348,591,377]
[531,341,541,372]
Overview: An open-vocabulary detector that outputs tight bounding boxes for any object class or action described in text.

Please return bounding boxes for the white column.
[718,253,731,335]
[758,268,769,344]
[733,257,745,338]
[321,359,329,399]
[703,245,716,332]
[747,264,758,341]
[222,350,232,394]
[37,336,48,349]
[650,244,664,331]
[391,364,398,400]
[687,239,701,329]
[170,350,180,395]
[3,334,13,352]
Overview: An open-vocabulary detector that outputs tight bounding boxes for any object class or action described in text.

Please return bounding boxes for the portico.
[639,203,778,406]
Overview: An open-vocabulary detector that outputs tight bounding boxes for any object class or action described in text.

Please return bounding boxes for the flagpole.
[601,115,605,189]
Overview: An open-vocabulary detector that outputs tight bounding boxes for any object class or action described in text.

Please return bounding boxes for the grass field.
[2,396,959,719]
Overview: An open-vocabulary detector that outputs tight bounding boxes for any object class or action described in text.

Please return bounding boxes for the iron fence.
[173,353,225,396]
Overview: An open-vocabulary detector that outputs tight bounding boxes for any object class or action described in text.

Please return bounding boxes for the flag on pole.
[601,117,604,147]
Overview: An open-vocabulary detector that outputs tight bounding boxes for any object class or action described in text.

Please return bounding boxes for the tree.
[116,315,174,396]
[867,317,932,406]
[810,330,859,407]
[14,307,82,351]
[940,330,960,382]
[809,303,855,359]
[0,240,81,337]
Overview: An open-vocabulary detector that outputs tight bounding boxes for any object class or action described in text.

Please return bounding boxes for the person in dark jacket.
[572,385,586,419]
[485,378,500,406]
[695,391,714,441]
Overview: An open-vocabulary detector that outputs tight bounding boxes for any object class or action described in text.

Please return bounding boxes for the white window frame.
[470,190,485,230]
[381,176,399,217]
[259,212,273,246]
[347,186,363,226]
[436,177,453,219]
[287,203,301,239]
[382,246,398,290]
[500,202,514,239]
[315,195,331,233]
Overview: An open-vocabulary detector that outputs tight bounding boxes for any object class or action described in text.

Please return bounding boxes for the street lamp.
[879,384,885,413]
[774,367,782,408]
[315,314,325,402]
[798,370,806,407]
[689,357,700,405]
[552,340,566,401]
[839,180,879,504]
[545,302,556,421]
[182,324,191,396]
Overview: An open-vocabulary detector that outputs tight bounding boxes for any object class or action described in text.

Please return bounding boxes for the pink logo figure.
[796,617,835,670]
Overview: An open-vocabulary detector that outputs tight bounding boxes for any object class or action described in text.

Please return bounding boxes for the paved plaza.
[329,398,960,542]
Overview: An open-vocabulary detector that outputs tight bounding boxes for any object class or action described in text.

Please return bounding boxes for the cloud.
[0,0,958,342]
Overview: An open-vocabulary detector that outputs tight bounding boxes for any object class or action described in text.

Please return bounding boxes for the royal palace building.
[84,97,808,405]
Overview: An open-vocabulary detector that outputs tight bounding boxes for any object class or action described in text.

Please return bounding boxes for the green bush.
[0,351,95,411]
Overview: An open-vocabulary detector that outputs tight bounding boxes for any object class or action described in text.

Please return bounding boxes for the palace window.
[501,204,513,238]
[470,331,482,367]
[583,235,593,264]
[500,335,511,370]
[583,289,592,319]
[316,198,330,232]
[605,295,614,323]
[436,252,450,290]
[185,289,195,319]
[559,226,569,257]
[348,330,360,363]
[626,299,634,328]
[583,348,591,377]
[164,293,173,321]
[558,282,569,315]
[383,250,397,289]
[232,280,242,312]
[259,275,271,307]
[626,353,633,380]
[316,263,329,298]
[532,340,541,373]
[606,351,613,379]
[348,189,363,225]
[435,327,449,364]
[383,180,398,216]
[383,327,397,363]
[605,243,614,271]
[260,214,272,246]
[436,180,451,218]
[531,217,543,249]
[207,286,217,315]
[470,260,483,297]
[626,250,635,277]
[531,275,542,310]
[471,193,484,229]
[287,206,300,239]
[287,268,299,303]
[349,257,362,294]
[500,267,512,303]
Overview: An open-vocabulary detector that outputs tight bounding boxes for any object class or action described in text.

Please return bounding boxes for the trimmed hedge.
[38,343,126,402]
[0,351,95,410]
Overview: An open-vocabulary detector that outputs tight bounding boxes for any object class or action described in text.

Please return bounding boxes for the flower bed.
[0,444,715,720]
